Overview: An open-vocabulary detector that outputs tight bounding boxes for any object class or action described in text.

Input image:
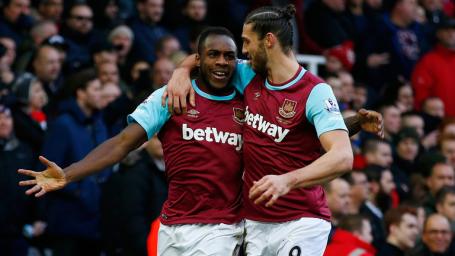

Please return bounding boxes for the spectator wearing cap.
[324,214,376,256]
[324,41,356,73]
[378,206,419,256]
[0,0,34,48]
[42,35,68,66]
[61,3,102,72]
[37,0,63,23]
[363,0,429,100]
[411,213,455,256]
[391,127,420,200]
[10,73,47,156]
[436,186,455,232]
[128,0,167,64]
[14,20,58,73]
[412,17,455,117]
[0,103,43,256]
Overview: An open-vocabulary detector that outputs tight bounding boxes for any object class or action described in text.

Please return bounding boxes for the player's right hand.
[18,156,67,197]
[161,67,195,115]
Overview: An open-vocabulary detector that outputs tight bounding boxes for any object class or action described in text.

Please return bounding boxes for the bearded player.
[164,5,383,256]
[18,27,246,255]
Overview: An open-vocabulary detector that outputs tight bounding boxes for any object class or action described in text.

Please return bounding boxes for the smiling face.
[242,23,268,76]
[197,34,237,90]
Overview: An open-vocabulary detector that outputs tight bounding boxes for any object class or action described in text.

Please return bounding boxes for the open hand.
[18,156,67,197]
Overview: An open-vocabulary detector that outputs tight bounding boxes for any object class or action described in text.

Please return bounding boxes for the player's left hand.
[249,174,293,207]
[357,108,384,138]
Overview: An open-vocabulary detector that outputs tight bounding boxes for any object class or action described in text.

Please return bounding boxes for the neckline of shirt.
[192,79,236,101]
[265,66,306,91]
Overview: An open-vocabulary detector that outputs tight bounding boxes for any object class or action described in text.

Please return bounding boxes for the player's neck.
[195,78,234,97]
[266,51,300,84]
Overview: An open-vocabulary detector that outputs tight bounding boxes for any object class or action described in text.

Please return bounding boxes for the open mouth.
[212,71,229,80]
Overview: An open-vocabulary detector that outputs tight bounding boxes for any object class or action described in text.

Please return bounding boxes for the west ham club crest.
[279,99,297,119]
[233,107,245,124]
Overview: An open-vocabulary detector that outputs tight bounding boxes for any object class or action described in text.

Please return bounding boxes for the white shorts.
[244,217,331,256]
[154,221,244,256]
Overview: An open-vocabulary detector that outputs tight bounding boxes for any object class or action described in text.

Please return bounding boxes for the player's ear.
[195,53,201,67]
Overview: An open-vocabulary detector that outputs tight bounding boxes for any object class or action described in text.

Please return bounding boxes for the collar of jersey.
[264,66,306,91]
[192,79,236,101]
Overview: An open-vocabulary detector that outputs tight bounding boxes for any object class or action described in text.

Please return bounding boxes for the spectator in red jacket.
[324,214,376,256]
[412,17,455,117]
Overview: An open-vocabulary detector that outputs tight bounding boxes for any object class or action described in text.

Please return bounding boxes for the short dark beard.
[252,45,268,77]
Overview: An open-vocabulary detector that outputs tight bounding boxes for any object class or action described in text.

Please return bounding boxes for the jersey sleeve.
[306,83,348,137]
[127,86,171,139]
[230,59,256,94]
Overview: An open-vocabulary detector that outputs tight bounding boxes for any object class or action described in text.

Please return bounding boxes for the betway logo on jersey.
[244,106,289,143]
[182,124,243,151]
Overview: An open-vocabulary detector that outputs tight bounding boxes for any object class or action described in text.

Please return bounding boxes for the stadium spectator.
[36,0,63,23]
[379,103,402,141]
[435,186,455,232]
[0,0,34,48]
[423,162,455,215]
[151,58,174,91]
[392,127,420,199]
[352,83,368,111]
[61,3,101,72]
[108,25,134,78]
[305,0,354,49]
[423,96,446,119]
[383,78,414,113]
[364,0,429,92]
[0,37,16,87]
[101,136,167,256]
[440,134,455,169]
[344,170,370,214]
[91,42,118,68]
[411,213,455,255]
[10,73,47,156]
[0,103,44,256]
[97,62,120,85]
[326,178,352,225]
[129,0,167,64]
[378,206,419,255]
[324,214,376,256]
[363,138,393,167]
[14,20,58,73]
[31,45,62,104]
[38,69,110,256]
[155,35,182,60]
[412,17,455,117]
[361,164,396,248]
[173,0,208,52]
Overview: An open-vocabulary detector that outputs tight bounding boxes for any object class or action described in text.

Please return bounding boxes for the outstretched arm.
[344,108,384,138]
[18,123,147,197]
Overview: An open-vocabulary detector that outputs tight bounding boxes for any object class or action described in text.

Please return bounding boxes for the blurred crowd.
[0,0,454,255]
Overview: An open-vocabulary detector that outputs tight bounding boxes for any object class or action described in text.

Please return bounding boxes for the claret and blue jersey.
[231,60,348,222]
[127,79,244,225]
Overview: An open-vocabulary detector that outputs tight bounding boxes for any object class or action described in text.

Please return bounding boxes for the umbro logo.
[187,109,200,118]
